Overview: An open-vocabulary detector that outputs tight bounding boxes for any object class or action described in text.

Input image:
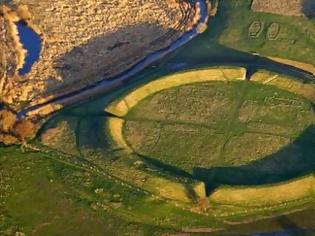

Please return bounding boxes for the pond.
[16,21,41,75]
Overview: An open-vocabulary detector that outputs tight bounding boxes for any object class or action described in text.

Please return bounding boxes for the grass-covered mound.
[106,68,315,190]
[123,81,314,174]
[33,67,315,233]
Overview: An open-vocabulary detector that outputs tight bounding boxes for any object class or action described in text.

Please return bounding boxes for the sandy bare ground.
[252,0,315,17]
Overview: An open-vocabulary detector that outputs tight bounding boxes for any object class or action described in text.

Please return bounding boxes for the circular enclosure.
[40,67,315,209]
[124,81,314,169]
[106,68,315,188]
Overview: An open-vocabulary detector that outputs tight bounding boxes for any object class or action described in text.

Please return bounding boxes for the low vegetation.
[2,0,315,232]
[0,109,38,144]
[0,0,198,109]
[104,68,315,217]
[211,0,315,67]
[124,80,314,172]
[210,175,314,206]
[1,67,314,235]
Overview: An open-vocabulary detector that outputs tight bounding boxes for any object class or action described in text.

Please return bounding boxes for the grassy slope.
[2,1,315,233]
[1,147,225,236]
[211,0,315,65]
[0,147,160,236]
[2,78,315,234]
[1,146,313,235]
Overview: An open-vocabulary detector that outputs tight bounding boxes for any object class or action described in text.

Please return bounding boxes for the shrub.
[0,110,16,132]
[14,119,36,141]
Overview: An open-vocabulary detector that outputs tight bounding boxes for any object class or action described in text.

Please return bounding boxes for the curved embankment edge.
[106,67,246,117]
[105,67,315,211]
[19,0,213,119]
[210,174,314,207]
[106,67,246,203]
[269,57,315,77]
[250,69,315,101]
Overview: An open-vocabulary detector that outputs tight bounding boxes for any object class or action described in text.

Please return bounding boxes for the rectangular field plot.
[238,100,315,132]
[152,124,226,172]
[123,120,161,154]
[126,82,242,127]
[251,0,303,16]
[222,133,291,166]
[125,121,226,172]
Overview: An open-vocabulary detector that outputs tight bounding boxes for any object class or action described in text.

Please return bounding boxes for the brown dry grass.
[14,119,36,140]
[0,110,16,132]
[1,0,198,107]
[251,0,303,16]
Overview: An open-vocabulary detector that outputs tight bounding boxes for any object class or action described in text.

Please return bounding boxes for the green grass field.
[2,0,315,233]
[123,81,315,176]
[37,69,315,220]
[208,0,315,65]
[2,72,315,235]
[0,147,156,236]
[1,147,223,236]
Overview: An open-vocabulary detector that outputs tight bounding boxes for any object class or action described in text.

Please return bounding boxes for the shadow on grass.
[161,40,315,82]
[36,21,183,103]
[276,216,313,236]
[35,1,315,196]
[139,154,193,179]
[137,154,201,203]
[193,124,315,195]
[302,0,315,18]
[123,124,315,196]
[38,114,120,162]
[39,90,315,199]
